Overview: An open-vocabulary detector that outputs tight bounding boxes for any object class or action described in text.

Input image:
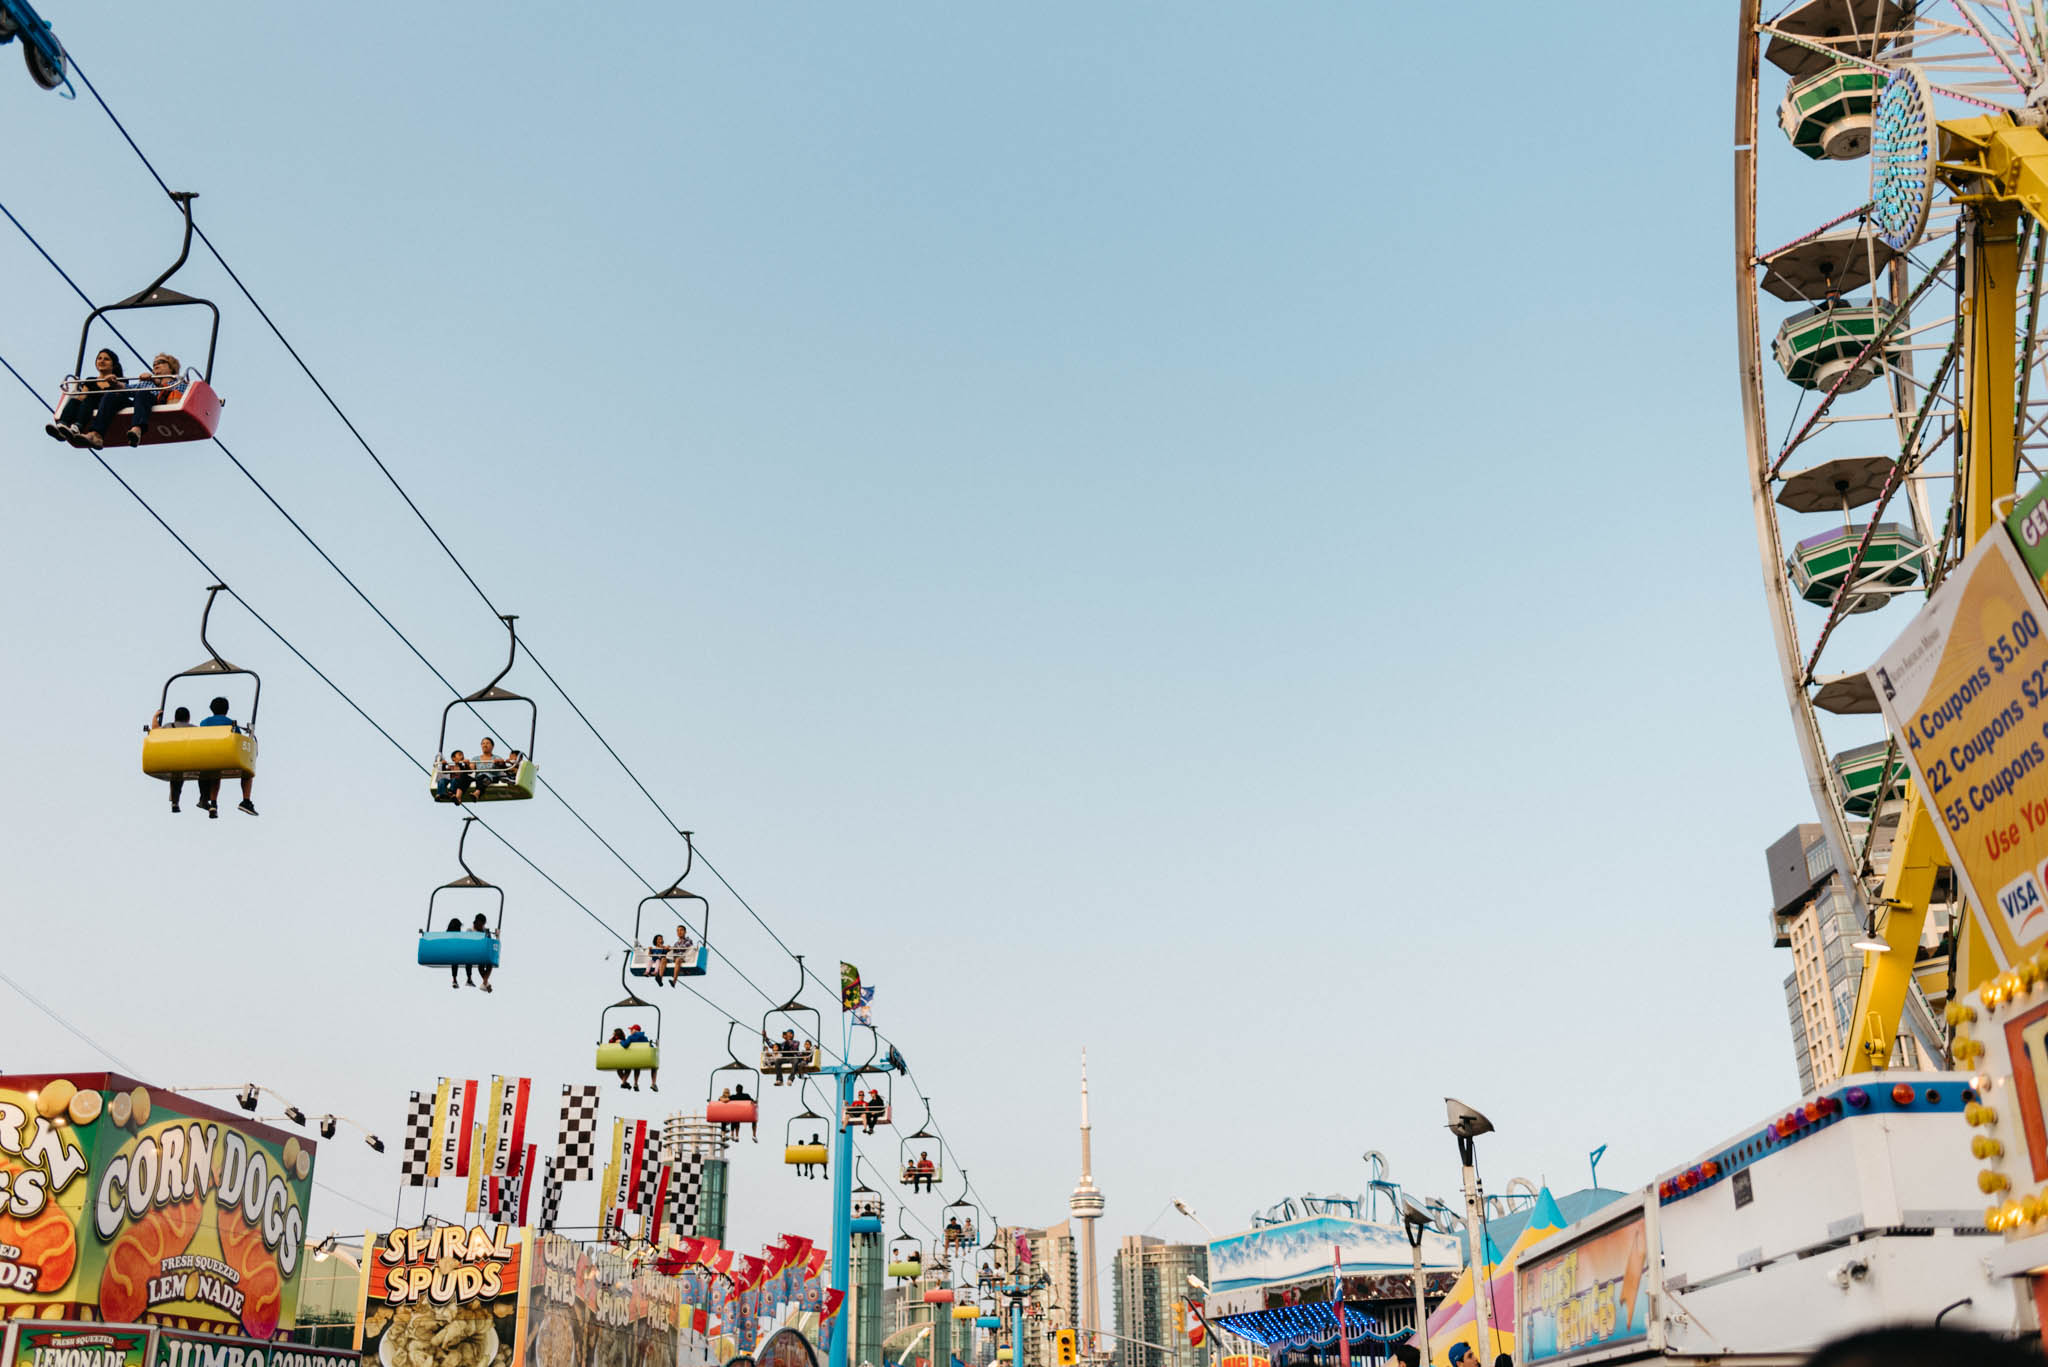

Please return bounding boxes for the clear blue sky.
[2,0,1794,1287]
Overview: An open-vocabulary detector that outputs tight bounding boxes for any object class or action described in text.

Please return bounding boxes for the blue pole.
[1012,1297,1024,1367]
[828,1042,856,1367]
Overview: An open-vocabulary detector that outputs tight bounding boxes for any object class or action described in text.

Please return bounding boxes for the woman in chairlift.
[47,348,138,448]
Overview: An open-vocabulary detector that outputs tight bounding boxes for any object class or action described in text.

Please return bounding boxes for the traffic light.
[1056,1329,1078,1366]
[1172,1302,1187,1336]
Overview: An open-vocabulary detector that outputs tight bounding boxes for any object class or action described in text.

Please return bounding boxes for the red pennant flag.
[627,1121,649,1209]
[516,1143,537,1226]
[455,1080,480,1176]
[708,1249,735,1276]
[805,1248,827,1280]
[735,1254,766,1291]
[823,1289,845,1321]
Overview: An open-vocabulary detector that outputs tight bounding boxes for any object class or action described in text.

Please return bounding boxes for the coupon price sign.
[1874,528,2048,965]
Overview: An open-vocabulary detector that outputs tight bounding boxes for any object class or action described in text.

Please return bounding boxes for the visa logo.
[2000,873,2048,941]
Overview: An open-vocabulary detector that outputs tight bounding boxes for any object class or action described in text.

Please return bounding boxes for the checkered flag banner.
[636,1129,663,1220]
[400,1090,435,1188]
[536,1154,564,1233]
[668,1152,706,1237]
[557,1084,601,1180]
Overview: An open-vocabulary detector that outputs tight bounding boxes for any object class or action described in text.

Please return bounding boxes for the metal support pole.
[1014,1297,1026,1367]
[1456,1138,1491,1363]
[830,1058,857,1367]
[1405,1236,1431,1367]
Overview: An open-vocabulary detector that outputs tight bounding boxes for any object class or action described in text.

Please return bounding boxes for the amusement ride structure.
[1738,0,2048,1076]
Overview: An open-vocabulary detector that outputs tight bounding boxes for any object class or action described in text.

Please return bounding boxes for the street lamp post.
[1444,1100,1495,1363]
[1396,1200,1434,1367]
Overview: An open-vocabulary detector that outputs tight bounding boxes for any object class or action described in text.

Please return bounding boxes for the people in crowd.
[197,695,256,816]
[649,934,670,983]
[149,705,194,812]
[909,1151,936,1192]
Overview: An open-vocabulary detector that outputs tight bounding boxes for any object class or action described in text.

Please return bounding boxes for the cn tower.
[1070,1049,1106,1356]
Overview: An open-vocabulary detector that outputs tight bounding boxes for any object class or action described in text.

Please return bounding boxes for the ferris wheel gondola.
[431,615,539,804]
[417,816,503,975]
[629,832,710,982]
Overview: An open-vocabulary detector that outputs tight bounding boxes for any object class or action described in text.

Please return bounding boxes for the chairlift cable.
[30,55,998,1190]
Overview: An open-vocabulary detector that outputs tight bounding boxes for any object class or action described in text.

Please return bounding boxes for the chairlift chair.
[942,1176,978,1251]
[630,832,710,981]
[759,956,822,1082]
[706,1021,761,1127]
[784,1093,830,1170]
[141,584,258,783]
[57,193,222,446]
[845,1066,892,1131]
[900,1100,942,1189]
[430,615,539,803]
[885,1227,924,1281]
[595,971,660,1073]
[851,1176,885,1233]
[416,817,503,969]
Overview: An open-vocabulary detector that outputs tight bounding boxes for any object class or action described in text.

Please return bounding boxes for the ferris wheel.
[1736,0,2048,1074]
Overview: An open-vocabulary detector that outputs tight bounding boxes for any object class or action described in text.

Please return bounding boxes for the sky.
[1,0,1821,1308]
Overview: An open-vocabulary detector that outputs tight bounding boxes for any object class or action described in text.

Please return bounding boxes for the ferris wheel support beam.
[1840,131,2032,1076]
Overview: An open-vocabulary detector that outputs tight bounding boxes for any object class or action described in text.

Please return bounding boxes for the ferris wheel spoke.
[1957,0,2037,80]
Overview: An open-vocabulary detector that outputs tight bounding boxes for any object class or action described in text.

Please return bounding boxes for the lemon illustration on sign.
[67,1089,102,1127]
[34,1079,76,1121]
[109,1092,134,1129]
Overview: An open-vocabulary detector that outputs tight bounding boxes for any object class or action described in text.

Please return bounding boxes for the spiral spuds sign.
[0,1074,315,1337]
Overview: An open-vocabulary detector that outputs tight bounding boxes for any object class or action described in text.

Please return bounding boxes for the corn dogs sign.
[0,1074,314,1336]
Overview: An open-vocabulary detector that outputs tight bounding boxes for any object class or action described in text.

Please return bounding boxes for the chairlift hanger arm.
[159,584,259,729]
[76,192,220,382]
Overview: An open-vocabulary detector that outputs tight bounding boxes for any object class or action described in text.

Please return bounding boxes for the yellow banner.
[598,1119,624,1238]
[429,1079,452,1182]
[1876,528,2048,967]
[472,1077,505,1214]
[465,1121,488,1215]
